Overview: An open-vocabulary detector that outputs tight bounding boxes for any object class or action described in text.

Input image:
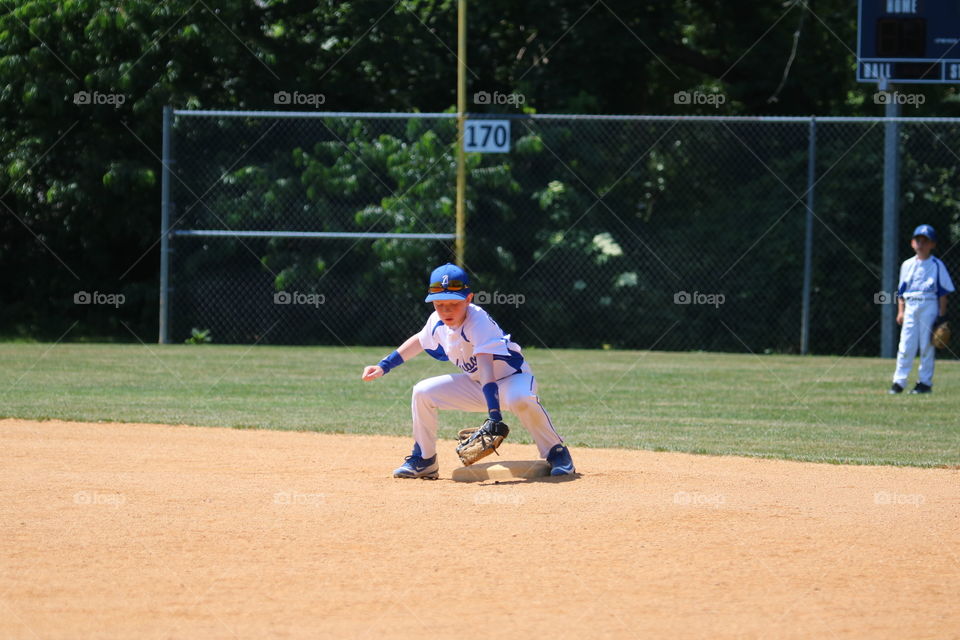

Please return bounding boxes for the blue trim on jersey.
[492,348,524,375]
[934,257,950,297]
[424,345,449,361]
[460,328,470,342]
[431,319,444,336]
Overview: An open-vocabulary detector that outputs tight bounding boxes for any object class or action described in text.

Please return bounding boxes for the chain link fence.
[162,111,960,356]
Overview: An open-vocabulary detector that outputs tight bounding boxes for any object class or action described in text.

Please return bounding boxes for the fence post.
[881,87,901,358]
[455,0,467,266]
[158,105,173,344]
[801,117,816,355]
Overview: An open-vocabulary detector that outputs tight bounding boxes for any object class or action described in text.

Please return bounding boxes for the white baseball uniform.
[893,255,954,386]
[411,303,563,459]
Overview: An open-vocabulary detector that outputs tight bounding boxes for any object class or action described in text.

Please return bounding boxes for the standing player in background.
[889,224,954,394]
[361,263,576,478]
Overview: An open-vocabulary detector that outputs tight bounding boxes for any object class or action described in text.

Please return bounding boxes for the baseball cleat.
[393,443,439,479]
[909,382,932,394]
[546,444,576,476]
[888,383,904,394]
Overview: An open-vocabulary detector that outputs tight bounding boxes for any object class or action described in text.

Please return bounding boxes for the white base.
[451,460,550,482]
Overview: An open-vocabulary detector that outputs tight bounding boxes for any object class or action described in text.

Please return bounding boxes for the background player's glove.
[932,318,951,350]
[456,419,509,466]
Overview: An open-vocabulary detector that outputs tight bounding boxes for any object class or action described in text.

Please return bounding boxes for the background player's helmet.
[913,224,937,242]
[425,263,471,302]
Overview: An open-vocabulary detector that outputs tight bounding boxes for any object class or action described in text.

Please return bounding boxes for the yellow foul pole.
[455,0,467,266]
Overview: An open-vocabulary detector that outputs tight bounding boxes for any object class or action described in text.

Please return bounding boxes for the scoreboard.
[858,0,960,83]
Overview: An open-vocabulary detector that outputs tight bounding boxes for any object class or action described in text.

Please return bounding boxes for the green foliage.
[2,0,959,345]
[184,327,211,344]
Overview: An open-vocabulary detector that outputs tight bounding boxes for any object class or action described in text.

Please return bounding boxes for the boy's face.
[433,294,473,327]
[912,235,935,258]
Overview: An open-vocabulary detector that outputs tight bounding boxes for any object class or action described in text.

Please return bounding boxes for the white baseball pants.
[411,372,563,459]
[893,298,939,386]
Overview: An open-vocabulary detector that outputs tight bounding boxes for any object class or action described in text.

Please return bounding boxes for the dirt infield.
[1,419,958,639]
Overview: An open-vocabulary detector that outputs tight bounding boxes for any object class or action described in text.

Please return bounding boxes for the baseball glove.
[932,319,951,350]
[456,419,510,466]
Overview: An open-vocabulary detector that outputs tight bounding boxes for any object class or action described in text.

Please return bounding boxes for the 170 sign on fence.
[463,119,510,153]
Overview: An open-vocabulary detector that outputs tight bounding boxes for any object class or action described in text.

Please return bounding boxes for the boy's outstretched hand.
[361,365,384,381]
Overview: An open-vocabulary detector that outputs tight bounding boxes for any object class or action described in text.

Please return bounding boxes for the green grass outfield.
[1,343,957,467]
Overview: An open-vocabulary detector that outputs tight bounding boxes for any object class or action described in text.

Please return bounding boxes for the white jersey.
[418,304,528,381]
[898,255,955,300]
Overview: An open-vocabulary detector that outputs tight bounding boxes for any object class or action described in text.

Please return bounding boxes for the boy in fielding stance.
[889,224,954,394]
[361,263,575,478]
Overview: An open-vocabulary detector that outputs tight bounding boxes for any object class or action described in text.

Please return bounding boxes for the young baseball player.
[361,263,575,478]
[889,224,954,394]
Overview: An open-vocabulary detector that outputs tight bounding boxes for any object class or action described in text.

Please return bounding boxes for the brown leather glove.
[455,419,509,466]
